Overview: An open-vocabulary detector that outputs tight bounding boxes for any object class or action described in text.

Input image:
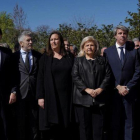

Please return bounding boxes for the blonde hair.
[78,36,100,57]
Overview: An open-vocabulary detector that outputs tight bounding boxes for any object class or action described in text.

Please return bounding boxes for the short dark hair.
[47,31,66,56]
[113,25,129,36]
[63,38,70,44]
[14,42,20,52]
[0,28,2,35]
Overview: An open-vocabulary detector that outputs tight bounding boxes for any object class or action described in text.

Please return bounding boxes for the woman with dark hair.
[36,31,74,140]
[72,36,112,140]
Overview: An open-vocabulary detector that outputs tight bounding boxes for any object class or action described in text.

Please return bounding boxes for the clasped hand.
[116,85,129,96]
[85,88,103,98]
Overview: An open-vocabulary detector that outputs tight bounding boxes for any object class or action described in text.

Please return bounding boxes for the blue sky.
[0,0,138,31]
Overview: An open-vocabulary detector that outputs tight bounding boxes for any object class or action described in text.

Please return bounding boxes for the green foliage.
[58,23,114,50]
[95,24,115,47]
[125,0,140,39]
[1,0,140,52]
[33,25,52,52]
[0,12,15,49]
[12,4,27,32]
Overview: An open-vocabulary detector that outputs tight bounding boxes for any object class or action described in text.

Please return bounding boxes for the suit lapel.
[112,46,122,69]
[122,48,128,69]
[82,56,90,73]
[0,50,5,68]
[121,41,132,69]
[19,52,29,73]
[82,56,96,88]
[46,55,53,75]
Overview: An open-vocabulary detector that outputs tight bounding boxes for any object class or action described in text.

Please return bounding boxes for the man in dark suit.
[0,28,12,140]
[11,31,41,140]
[104,25,140,140]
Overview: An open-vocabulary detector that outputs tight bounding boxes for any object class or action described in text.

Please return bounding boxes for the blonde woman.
[72,36,111,140]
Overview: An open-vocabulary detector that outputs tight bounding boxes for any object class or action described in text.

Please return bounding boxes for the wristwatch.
[12,91,16,94]
[126,87,130,91]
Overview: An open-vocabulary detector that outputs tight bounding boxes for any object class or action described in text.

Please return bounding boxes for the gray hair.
[78,36,100,57]
[18,31,32,43]
[133,38,139,42]
[113,25,129,36]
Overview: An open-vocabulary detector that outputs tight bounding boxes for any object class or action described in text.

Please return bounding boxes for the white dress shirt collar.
[20,49,33,72]
[20,48,31,54]
[116,42,126,58]
[116,42,126,49]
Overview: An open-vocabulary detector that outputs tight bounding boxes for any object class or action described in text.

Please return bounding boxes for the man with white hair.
[11,31,41,140]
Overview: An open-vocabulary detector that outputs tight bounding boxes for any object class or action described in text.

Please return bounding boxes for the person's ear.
[19,41,23,47]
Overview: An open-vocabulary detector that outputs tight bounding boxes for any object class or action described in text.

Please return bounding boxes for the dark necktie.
[25,52,30,72]
[119,47,124,65]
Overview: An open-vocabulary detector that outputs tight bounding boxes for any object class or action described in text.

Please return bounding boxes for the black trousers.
[15,93,39,140]
[110,92,135,140]
[0,99,18,140]
[0,101,8,140]
[40,122,79,140]
[75,104,105,140]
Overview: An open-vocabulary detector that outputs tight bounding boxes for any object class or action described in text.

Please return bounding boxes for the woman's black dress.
[51,57,72,127]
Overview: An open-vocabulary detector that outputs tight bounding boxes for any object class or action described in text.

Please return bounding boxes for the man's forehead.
[24,35,32,39]
[117,29,127,33]
[134,41,139,43]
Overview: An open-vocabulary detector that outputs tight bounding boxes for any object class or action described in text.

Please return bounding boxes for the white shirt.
[116,42,126,59]
[20,48,33,71]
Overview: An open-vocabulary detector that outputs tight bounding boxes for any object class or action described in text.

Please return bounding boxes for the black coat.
[72,56,112,106]
[36,53,74,130]
[0,47,12,104]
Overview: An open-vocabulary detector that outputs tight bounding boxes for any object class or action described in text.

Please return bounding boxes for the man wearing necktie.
[104,25,140,140]
[11,31,41,140]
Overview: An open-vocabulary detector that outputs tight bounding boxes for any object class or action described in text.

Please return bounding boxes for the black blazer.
[0,47,12,103]
[11,50,42,99]
[72,56,112,106]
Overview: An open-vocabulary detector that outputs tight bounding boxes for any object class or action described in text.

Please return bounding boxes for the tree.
[125,0,140,39]
[33,25,52,51]
[95,24,115,48]
[58,23,115,49]
[0,12,15,49]
[12,4,27,32]
[58,23,98,49]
